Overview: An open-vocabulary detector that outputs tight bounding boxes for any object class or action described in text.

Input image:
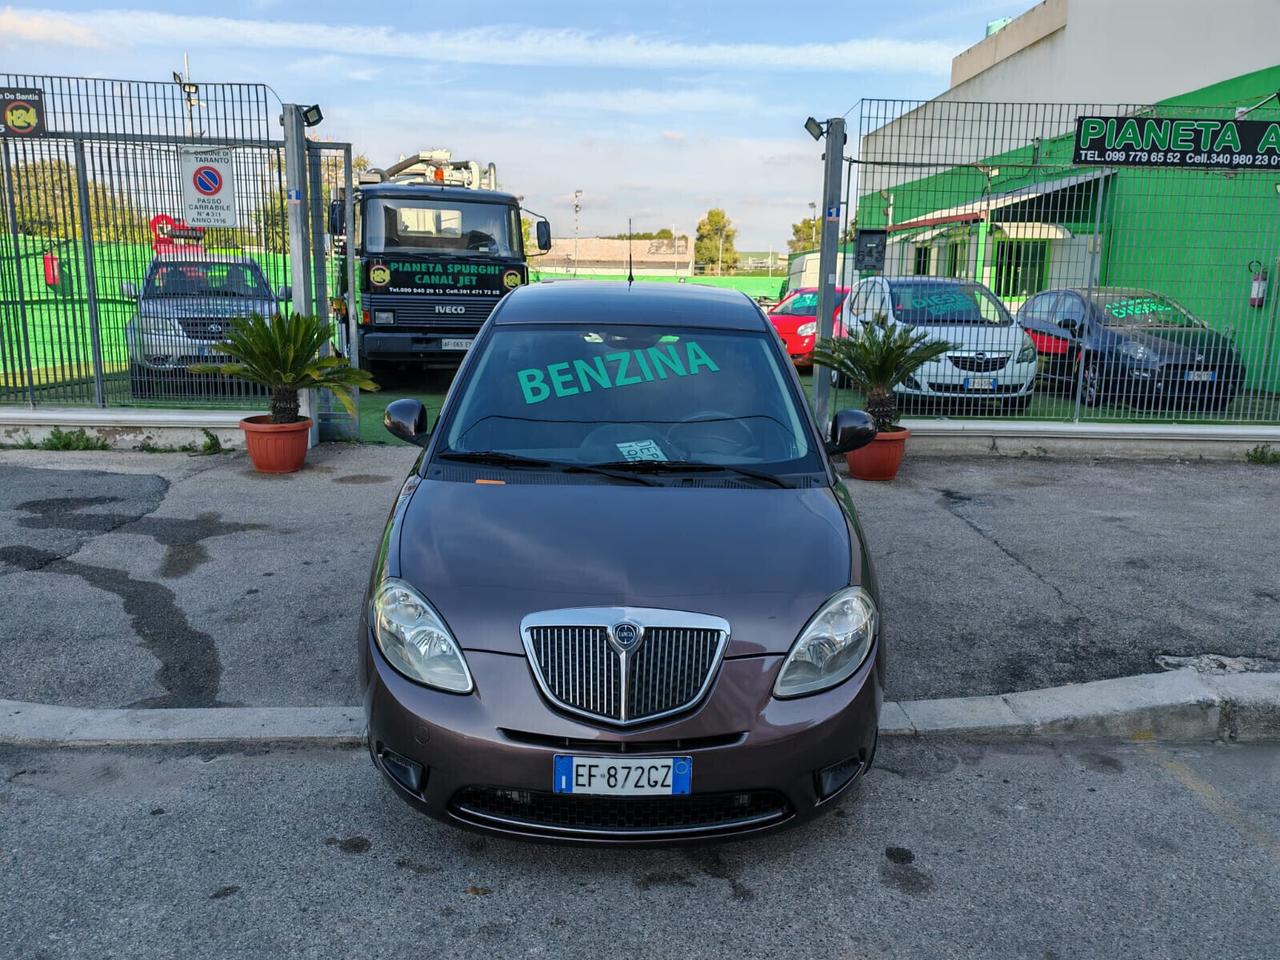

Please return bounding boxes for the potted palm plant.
[812,317,951,481]
[193,312,377,473]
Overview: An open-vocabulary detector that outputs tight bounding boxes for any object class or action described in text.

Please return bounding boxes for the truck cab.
[334,152,550,372]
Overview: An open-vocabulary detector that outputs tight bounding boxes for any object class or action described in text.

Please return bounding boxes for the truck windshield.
[364,198,519,257]
[439,324,821,477]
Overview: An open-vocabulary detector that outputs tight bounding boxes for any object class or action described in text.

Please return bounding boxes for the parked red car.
[767,287,849,368]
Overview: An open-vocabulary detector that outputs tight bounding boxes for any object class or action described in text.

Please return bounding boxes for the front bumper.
[780,332,816,367]
[359,329,479,366]
[363,630,881,844]
[899,359,1037,398]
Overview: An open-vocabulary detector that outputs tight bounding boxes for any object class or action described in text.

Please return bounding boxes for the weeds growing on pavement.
[1246,443,1280,465]
[33,427,112,451]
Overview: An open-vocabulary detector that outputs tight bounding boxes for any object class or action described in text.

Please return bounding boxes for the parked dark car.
[123,254,290,397]
[1018,287,1244,409]
[361,281,882,843]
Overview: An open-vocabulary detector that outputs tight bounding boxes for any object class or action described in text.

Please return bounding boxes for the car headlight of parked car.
[1017,333,1037,364]
[1118,341,1156,362]
[774,587,877,698]
[371,579,474,693]
[797,321,818,338]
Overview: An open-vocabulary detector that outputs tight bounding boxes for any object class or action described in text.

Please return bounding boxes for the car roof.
[882,277,976,285]
[359,183,520,205]
[1064,286,1157,300]
[151,253,260,265]
[494,281,768,330]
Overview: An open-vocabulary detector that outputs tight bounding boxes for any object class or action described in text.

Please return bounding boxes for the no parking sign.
[179,147,238,227]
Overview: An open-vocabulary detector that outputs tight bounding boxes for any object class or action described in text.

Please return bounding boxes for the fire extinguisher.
[42,250,61,288]
[1249,259,1268,308]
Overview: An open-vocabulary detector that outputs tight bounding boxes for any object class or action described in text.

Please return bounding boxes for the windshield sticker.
[616,440,667,462]
[516,341,719,405]
[906,293,977,316]
[1104,297,1175,321]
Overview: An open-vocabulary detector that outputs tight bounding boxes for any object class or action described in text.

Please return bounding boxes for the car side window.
[1021,293,1059,324]
[845,285,867,316]
[865,283,888,321]
[1050,294,1087,333]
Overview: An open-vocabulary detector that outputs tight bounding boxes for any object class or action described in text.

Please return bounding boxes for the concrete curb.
[1,669,1277,749]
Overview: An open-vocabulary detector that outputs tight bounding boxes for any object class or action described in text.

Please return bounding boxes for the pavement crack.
[932,488,1084,615]
[0,545,223,708]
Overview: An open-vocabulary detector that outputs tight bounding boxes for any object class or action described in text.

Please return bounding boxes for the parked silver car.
[123,254,289,397]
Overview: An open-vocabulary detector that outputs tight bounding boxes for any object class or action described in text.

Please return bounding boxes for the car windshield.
[888,281,1012,326]
[438,323,821,479]
[144,262,270,298]
[364,198,519,257]
[1095,293,1204,329]
[773,292,818,315]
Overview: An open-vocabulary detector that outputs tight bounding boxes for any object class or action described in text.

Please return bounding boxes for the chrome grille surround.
[521,608,730,727]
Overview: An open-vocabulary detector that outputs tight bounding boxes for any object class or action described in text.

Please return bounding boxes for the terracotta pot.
[845,427,910,481]
[240,416,312,474]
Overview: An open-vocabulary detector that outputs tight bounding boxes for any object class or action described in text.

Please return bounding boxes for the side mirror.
[827,409,877,455]
[384,398,430,446]
[328,198,345,236]
[1060,317,1082,334]
[535,220,551,252]
[120,281,138,299]
[277,285,293,302]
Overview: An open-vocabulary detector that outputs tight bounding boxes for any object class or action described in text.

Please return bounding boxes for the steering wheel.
[666,410,756,459]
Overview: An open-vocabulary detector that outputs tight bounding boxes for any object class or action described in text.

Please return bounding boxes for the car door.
[1019,292,1060,375]
[1045,293,1089,380]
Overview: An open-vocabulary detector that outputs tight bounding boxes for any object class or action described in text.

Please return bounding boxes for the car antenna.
[627,218,635,286]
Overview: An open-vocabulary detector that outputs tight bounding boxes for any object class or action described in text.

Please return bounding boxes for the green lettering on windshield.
[517,341,719,404]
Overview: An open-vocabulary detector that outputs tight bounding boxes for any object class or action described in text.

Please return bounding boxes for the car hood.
[395,479,859,657]
[906,322,1025,352]
[137,297,276,319]
[1113,325,1237,363]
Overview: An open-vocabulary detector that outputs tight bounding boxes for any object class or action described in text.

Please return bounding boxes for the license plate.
[442,338,474,351]
[553,755,691,796]
[965,377,996,390]
[1185,370,1217,382]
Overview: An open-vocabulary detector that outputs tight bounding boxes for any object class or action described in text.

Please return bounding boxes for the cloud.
[3,7,962,75]
[0,7,104,47]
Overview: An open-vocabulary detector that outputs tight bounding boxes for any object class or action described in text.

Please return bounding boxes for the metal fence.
[833,97,1280,426]
[0,74,354,422]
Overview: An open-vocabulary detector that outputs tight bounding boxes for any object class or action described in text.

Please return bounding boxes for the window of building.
[993,240,1048,298]
[913,245,931,276]
[946,240,968,278]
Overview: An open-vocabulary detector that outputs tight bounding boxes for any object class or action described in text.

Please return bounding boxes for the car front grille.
[927,381,1023,395]
[450,786,791,838]
[948,353,1009,373]
[363,293,500,325]
[522,609,729,726]
[176,317,234,341]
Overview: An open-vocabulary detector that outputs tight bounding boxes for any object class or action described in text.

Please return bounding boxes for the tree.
[788,216,856,253]
[605,228,675,240]
[8,160,146,243]
[694,209,739,275]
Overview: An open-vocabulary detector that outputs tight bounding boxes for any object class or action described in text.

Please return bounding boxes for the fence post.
[343,144,358,371]
[812,116,847,431]
[281,104,317,445]
[72,138,107,408]
[2,139,38,407]
[1072,170,1111,422]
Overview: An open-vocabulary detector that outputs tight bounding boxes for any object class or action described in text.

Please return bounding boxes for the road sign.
[179,147,238,226]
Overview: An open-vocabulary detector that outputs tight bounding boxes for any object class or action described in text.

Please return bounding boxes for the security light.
[804,116,825,141]
[301,104,324,127]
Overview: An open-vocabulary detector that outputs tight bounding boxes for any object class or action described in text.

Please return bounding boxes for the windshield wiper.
[435,450,656,485]
[581,460,791,488]
[436,450,555,468]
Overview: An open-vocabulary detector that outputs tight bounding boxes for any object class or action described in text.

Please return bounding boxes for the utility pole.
[672,222,678,277]
[717,228,724,276]
[808,201,817,247]
[809,116,846,431]
[572,190,582,278]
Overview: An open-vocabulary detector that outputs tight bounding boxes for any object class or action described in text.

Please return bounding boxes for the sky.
[0,1,1020,248]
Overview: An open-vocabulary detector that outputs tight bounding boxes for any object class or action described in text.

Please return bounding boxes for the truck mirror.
[328,199,345,236]
[535,220,551,252]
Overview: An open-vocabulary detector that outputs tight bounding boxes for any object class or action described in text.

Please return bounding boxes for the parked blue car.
[1017,287,1244,410]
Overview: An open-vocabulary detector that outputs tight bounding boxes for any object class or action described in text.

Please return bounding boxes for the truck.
[330,150,550,374]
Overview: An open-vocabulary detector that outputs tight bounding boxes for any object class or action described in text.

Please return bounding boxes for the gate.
[842,97,1280,426]
[0,74,356,433]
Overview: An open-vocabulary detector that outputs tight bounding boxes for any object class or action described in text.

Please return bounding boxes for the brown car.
[362,281,882,843]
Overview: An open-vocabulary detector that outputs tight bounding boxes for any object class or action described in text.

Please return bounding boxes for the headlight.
[1017,334,1037,364]
[774,587,877,698]
[1118,341,1154,362]
[797,321,818,337]
[371,579,473,693]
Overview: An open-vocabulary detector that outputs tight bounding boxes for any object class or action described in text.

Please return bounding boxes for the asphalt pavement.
[0,447,1277,707]
[1,737,1275,960]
